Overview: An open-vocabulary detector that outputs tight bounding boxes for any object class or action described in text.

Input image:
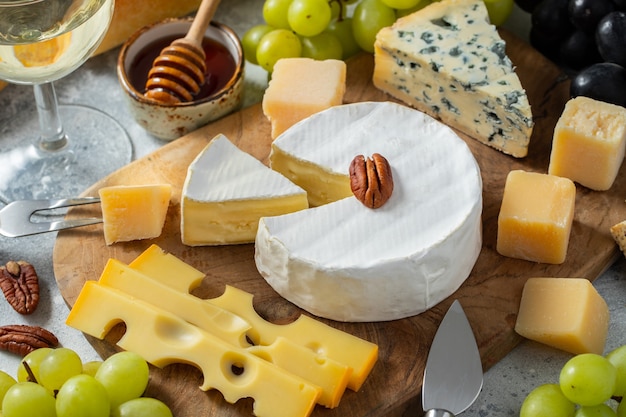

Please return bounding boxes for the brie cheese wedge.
[255,102,483,322]
[181,134,308,246]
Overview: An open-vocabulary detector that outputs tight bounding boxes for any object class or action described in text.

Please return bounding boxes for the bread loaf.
[94,0,202,55]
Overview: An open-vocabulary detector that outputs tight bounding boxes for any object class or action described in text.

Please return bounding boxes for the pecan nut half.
[349,153,394,209]
[0,260,40,315]
[0,324,59,357]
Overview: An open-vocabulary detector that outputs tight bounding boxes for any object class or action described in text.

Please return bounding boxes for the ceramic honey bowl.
[117,17,244,140]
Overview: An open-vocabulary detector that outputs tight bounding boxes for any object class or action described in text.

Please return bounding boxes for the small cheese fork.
[0,197,102,237]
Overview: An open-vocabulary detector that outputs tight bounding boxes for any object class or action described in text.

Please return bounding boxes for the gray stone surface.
[1,2,625,416]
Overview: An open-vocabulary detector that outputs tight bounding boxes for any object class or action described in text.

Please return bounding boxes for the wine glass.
[0,0,132,203]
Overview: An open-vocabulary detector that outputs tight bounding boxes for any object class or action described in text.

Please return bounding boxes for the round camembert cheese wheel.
[255,101,483,322]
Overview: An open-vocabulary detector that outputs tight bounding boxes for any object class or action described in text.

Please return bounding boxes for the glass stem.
[34,82,68,152]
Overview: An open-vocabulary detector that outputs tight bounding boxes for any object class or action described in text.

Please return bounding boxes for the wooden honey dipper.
[144,0,221,104]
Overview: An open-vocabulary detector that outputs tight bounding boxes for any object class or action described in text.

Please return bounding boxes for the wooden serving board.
[53,30,626,417]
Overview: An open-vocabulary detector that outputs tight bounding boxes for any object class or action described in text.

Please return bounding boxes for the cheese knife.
[422,300,483,417]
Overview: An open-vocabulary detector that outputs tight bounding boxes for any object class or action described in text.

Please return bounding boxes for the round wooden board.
[53,30,625,417]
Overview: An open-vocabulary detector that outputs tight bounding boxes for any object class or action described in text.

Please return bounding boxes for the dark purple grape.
[596,11,626,67]
[613,0,626,11]
[514,0,543,13]
[570,62,626,106]
[532,0,574,39]
[559,30,602,69]
[531,0,574,60]
[529,26,562,61]
[568,0,616,33]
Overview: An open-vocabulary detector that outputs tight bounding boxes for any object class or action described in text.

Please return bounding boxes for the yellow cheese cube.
[98,184,171,245]
[262,58,346,139]
[497,170,576,264]
[548,96,626,191]
[515,277,609,355]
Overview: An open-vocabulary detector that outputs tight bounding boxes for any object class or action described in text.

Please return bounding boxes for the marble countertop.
[2,1,626,416]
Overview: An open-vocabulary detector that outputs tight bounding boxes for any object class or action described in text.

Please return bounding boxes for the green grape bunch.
[243,0,515,72]
[520,345,626,417]
[0,348,173,417]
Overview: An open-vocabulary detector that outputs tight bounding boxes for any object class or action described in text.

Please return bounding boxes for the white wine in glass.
[0,0,132,202]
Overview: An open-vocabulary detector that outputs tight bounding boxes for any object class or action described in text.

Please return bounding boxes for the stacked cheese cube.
[498,96,626,265]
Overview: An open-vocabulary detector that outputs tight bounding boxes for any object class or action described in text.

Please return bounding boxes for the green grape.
[352,0,397,53]
[288,0,333,37]
[301,32,343,60]
[16,347,53,382]
[112,397,173,417]
[38,347,83,392]
[482,0,514,27]
[606,345,626,397]
[380,0,422,10]
[0,370,17,404]
[519,384,576,417]
[575,404,618,417]
[396,0,432,17]
[329,0,343,20]
[559,353,617,406]
[56,374,110,417]
[326,17,362,59]
[263,0,293,29]
[2,382,56,417]
[256,29,302,72]
[95,351,150,409]
[242,24,274,65]
[82,360,103,377]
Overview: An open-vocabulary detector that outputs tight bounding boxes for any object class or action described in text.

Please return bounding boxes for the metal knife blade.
[422,300,483,417]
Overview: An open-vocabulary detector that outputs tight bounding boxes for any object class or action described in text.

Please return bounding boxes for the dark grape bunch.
[517,0,626,107]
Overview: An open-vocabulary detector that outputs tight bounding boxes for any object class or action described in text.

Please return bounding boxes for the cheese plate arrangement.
[53,24,626,417]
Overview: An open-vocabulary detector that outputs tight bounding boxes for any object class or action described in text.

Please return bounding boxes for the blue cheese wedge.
[256,102,483,322]
[373,0,533,158]
[181,134,308,246]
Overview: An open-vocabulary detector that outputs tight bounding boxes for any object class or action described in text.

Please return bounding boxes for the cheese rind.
[515,277,609,355]
[98,184,171,245]
[66,282,321,417]
[497,170,576,264]
[549,96,626,191]
[262,58,346,139]
[261,101,483,322]
[180,134,308,246]
[373,0,533,158]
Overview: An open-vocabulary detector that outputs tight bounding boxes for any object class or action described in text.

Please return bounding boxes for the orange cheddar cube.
[497,170,576,264]
[515,277,609,355]
[548,96,626,191]
[262,57,346,139]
